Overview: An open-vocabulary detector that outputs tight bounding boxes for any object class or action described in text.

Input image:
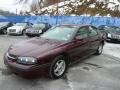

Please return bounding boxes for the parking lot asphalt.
[0,35,120,90]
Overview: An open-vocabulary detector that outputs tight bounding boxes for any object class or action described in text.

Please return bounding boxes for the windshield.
[98,25,105,30]
[115,28,120,32]
[41,26,76,41]
[0,22,9,26]
[33,24,45,29]
[104,26,119,33]
[15,23,27,26]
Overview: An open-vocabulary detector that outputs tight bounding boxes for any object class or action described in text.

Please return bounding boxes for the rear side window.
[89,26,98,36]
[98,25,105,30]
[76,27,88,39]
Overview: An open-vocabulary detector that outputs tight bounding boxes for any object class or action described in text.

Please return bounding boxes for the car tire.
[49,55,68,79]
[95,43,103,55]
[3,29,7,34]
[22,30,26,35]
[26,35,33,38]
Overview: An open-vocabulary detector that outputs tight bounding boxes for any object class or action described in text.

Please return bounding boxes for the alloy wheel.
[3,30,7,34]
[53,60,66,76]
[98,44,103,54]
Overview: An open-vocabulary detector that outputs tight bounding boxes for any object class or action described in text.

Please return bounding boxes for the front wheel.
[26,34,33,38]
[22,30,26,35]
[3,29,7,34]
[49,55,68,79]
[95,43,103,55]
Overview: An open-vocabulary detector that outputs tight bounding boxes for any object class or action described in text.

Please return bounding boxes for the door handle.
[77,39,84,42]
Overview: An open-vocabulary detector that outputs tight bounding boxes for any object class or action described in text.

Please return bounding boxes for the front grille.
[27,30,39,34]
[9,29,16,32]
[7,53,17,62]
[27,31,31,33]
[33,30,39,33]
[112,34,120,39]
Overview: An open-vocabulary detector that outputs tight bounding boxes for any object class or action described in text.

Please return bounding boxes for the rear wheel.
[49,55,68,79]
[95,43,103,55]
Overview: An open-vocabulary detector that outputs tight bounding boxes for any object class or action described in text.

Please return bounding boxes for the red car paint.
[4,25,105,77]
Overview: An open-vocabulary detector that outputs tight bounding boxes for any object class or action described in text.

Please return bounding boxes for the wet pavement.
[0,35,120,90]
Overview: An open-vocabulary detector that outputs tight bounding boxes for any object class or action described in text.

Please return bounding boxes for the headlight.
[26,30,30,32]
[107,33,112,38]
[17,57,37,65]
[39,30,42,33]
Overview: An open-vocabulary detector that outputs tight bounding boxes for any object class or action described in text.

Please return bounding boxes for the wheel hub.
[54,60,66,76]
[98,44,103,53]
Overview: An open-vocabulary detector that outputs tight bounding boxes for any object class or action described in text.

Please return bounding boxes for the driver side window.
[89,26,98,36]
[76,27,89,39]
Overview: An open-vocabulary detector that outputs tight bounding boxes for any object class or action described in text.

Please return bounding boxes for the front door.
[67,26,90,61]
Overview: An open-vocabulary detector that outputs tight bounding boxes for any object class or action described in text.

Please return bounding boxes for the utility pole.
[56,0,59,24]
[16,8,17,15]
[56,0,59,15]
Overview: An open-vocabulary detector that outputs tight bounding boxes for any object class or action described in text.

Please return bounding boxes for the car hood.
[114,31,120,35]
[9,37,65,58]
[8,26,26,30]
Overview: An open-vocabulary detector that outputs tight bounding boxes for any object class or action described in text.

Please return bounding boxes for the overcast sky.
[0,0,34,14]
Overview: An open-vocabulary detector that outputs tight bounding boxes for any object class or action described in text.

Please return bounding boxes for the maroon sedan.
[4,25,105,79]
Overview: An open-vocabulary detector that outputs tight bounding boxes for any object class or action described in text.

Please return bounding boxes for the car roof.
[16,22,27,24]
[98,25,119,28]
[58,24,90,28]
[33,23,47,25]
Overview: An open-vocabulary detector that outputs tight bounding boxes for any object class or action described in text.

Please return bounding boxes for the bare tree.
[15,0,120,17]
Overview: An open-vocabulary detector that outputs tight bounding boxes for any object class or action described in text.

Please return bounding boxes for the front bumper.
[106,34,120,41]
[4,53,50,76]
[25,33,41,37]
[107,37,120,41]
[8,32,22,35]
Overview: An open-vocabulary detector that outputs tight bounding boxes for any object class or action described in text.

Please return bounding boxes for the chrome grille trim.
[6,53,16,60]
[111,34,120,39]
[9,29,16,32]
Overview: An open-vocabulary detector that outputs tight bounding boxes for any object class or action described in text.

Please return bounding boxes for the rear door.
[88,26,100,53]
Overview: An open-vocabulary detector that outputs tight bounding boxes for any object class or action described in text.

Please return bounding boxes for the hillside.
[16,0,120,17]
